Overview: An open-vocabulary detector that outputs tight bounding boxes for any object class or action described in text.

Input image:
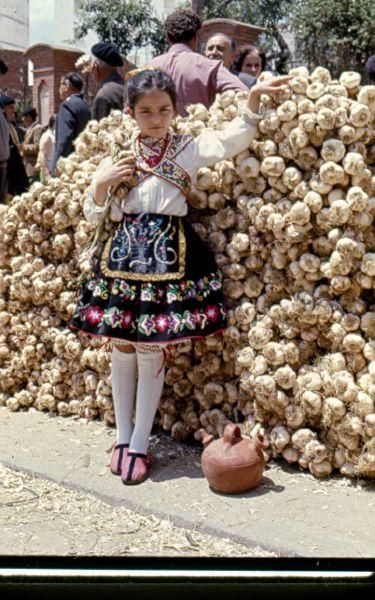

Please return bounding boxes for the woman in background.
[232,45,267,80]
[36,114,56,184]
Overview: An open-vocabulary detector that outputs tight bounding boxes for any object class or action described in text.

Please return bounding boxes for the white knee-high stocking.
[111,346,137,445]
[129,350,165,455]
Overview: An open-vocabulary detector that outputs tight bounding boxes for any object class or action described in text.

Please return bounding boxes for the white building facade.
[128,0,179,66]
[0,0,29,50]
[29,0,97,51]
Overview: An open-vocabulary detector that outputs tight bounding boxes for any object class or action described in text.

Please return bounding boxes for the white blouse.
[37,129,55,178]
[84,106,261,225]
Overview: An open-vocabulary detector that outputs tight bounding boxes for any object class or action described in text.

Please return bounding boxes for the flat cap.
[91,42,123,67]
[22,106,37,118]
[0,59,8,75]
[0,94,15,108]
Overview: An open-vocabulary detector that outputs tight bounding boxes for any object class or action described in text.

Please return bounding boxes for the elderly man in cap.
[0,58,10,203]
[20,107,42,182]
[52,71,91,176]
[91,42,125,121]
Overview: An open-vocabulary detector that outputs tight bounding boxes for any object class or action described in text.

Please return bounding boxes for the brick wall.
[0,47,31,107]
[25,44,89,124]
[52,47,85,113]
[200,18,265,51]
[26,45,84,117]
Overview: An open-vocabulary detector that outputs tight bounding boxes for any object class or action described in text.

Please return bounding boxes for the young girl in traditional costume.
[71,69,290,485]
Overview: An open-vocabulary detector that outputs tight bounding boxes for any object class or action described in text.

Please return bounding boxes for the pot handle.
[255,433,269,451]
[223,423,242,444]
[196,428,214,447]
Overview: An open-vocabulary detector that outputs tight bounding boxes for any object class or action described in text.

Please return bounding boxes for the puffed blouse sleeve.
[83,155,113,224]
[190,105,262,171]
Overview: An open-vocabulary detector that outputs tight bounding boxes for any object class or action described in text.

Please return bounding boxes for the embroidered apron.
[101,134,192,282]
[100,213,186,281]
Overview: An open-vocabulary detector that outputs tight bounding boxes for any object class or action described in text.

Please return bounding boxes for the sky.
[29,0,97,51]
[28,0,172,50]
[27,0,177,63]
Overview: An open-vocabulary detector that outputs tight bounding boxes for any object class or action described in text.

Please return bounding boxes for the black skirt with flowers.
[70,213,227,346]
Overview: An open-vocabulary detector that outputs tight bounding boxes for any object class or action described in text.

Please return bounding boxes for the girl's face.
[241,51,262,78]
[129,89,175,138]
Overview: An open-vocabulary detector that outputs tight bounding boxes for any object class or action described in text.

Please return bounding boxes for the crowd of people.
[1,6,375,205]
[0,41,126,203]
[0,9,273,203]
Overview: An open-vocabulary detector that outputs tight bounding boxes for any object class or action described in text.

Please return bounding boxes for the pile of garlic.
[0,112,130,426]
[0,66,374,479]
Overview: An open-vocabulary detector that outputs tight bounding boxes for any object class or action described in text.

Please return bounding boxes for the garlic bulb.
[321,138,346,162]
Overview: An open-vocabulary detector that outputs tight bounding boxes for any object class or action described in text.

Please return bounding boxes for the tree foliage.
[202,0,292,32]
[200,1,293,72]
[74,0,166,57]
[290,0,375,76]
[73,0,295,64]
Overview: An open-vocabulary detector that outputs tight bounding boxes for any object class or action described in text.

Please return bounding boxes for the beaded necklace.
[136,133,171,168]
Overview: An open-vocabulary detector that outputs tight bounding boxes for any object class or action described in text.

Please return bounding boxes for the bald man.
[205,33,235,68]
[205,33,256,89]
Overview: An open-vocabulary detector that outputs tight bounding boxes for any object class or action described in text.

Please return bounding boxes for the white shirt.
[36,128,55,177]
[84,107,261,224]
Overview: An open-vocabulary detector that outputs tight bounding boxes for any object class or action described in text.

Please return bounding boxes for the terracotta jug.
[199,423,267,494]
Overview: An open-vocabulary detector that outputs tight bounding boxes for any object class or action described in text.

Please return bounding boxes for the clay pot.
[199,423,267,494]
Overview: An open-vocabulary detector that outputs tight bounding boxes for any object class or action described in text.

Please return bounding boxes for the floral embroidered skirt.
[70,213,227,346]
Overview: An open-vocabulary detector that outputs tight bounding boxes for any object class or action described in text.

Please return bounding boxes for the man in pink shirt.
[148,9,247,116]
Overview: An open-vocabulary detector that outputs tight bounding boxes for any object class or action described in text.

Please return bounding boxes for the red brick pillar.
[0,48,29,105]
[24,44,85,125]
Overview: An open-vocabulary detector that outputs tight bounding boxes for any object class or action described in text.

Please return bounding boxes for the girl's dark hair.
[232,45,267,73]
[127,69,178,111]
[41,113,56,134]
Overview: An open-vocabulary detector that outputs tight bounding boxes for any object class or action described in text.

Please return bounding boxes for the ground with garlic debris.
[0,408,374,557]
[0,464,274,557]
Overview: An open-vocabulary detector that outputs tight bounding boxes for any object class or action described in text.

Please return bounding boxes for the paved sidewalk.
[0,407,374,557]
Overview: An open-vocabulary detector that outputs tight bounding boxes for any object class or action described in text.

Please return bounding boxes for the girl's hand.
[96,156,136,189]
[93,156,135,205]
[247,75,293,113]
